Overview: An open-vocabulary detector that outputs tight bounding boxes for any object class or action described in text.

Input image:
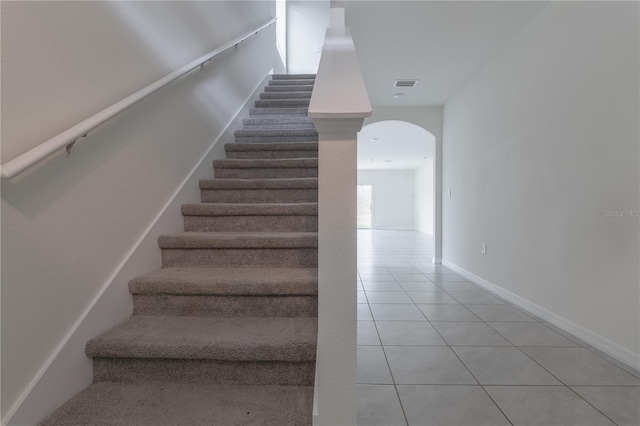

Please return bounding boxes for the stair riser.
[235,136,318,143]
[226,150,318,159]
[235,129,317,138]
[93,358,315,386]
[242,123,316,130]
[133,295,317,317]
[250,108,308,117]
[162,248,318,268]
[201,189,318,203]
[256,100,311,108]
[268,80,315,86]
[184,215,318,232]
[260,92,312,99]
[243,117,314,126]
[214,168,318,179]
[264,85,313,92]
[272,74,315,80]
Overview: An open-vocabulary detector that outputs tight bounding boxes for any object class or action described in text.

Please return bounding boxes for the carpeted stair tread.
[268,79,315,86]
[272,73,315,80]
[264,84,314,92]
[200,180,318,203]
[211,159,317,178]
[41,382,313,426]
[213,158,318,170]
[158,231,318,249]
[224,142,318,159]
[182,203,318,216]
[86,316,317,361]
[240,124,316,131]
[255,99,311,108]
[199,177,318,190]
[235,128,317,138]
[243,117,314,126]
[130,267,318,296]
[225,142,318,152]
[233,138,318,145]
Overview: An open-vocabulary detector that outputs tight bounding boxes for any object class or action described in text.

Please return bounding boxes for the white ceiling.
[335,1,549,106]
[358,120,435,170]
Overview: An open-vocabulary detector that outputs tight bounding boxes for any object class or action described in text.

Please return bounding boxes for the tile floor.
[356,230,640,426]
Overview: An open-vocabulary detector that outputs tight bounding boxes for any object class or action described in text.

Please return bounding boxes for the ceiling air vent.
[394,79,418,88]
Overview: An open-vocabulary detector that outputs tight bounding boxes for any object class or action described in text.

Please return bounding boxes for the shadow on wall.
[357,120,435,234]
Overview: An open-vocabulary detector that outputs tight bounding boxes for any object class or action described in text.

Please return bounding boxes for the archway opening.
[357,120,436,259]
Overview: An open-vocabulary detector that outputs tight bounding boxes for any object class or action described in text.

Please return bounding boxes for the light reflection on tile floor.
[356,230,640,426]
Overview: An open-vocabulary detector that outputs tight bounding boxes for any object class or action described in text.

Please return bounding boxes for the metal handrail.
[1,18,277,179]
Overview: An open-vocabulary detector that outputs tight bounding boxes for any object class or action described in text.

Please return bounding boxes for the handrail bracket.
[200,58,212,70]
[66,134,87,156]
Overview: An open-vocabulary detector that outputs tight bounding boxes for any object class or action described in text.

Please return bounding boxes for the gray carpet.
[41,74,318,426]
[41,383,313,426]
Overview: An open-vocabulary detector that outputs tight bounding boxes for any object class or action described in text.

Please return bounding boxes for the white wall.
[415,158,434,234]
[275,0,287,73]
[357,170,415,229]
[287,0,329,73]
[443,2,639,362]
[1,2,275,424]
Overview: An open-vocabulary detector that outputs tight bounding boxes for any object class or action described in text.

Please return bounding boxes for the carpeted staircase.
[42,74,319,425]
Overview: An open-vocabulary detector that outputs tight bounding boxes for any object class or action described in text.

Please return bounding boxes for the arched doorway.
[357,120,438,261]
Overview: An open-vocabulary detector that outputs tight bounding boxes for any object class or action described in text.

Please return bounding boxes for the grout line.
[363,256,514,425]
[417,299,515,426]
[368,302,409,426]
[482,318,622,425]
[582,347,640,380]
[467,291,640,378]
[356,231,632,426]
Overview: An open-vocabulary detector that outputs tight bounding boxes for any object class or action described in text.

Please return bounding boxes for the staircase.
[42,74,319,425]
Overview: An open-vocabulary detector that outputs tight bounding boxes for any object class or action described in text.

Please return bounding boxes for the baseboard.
[4,72,272,426]
[442,259,640,372]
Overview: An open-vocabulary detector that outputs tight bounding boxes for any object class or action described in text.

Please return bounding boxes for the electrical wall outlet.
[481,243,487,255]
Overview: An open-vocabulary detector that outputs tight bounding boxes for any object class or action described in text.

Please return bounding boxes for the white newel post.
[309,27,372,426]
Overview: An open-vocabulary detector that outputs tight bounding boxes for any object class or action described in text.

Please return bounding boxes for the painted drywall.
[358,120,433,170]
[443,2,639,360]
[315,130,360,426]
[275,0,287,73]
[357,170,415,229]
[364,107,442,143]
[364,106,443,260]
[287,0,329,73]
[1,2,276,423]
[338,0,549,106]
[415,158,434,234]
